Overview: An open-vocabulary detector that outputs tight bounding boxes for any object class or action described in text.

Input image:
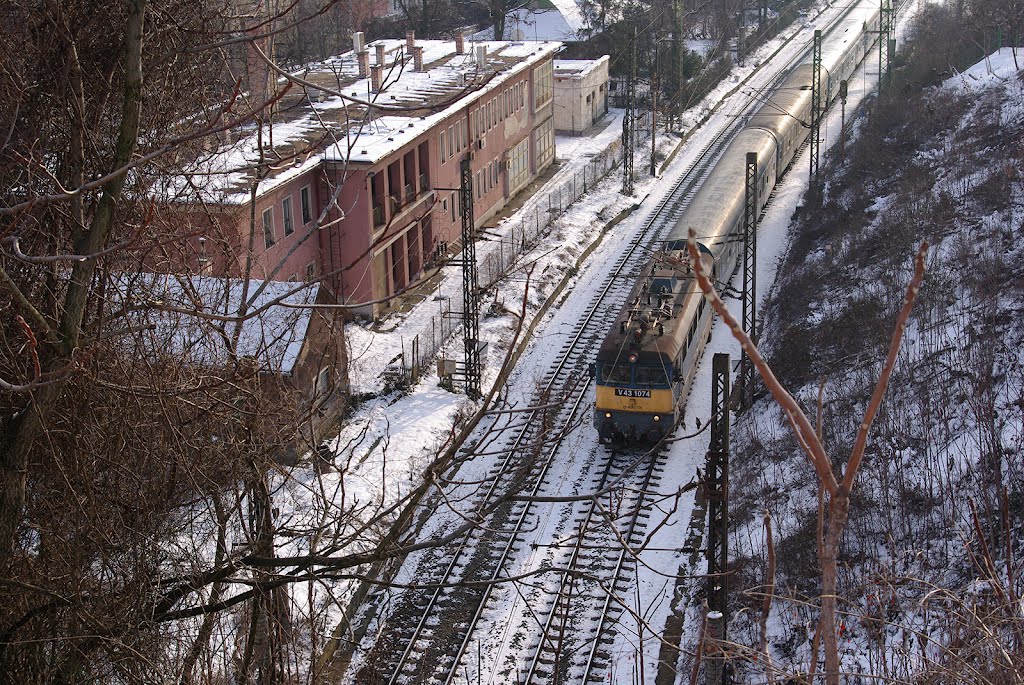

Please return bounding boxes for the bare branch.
[841,241,928,491]
[679,231,838,494]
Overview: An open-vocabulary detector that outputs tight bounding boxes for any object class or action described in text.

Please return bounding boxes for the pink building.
[164,33,561,319]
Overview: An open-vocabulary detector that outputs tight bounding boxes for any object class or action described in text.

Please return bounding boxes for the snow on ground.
[684,16,1022,685]
[270,0,934,676]
[944,46,1024,91]
[619,0,933,680]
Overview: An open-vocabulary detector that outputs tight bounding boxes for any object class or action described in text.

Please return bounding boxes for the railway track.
[347,3,884,681]
[518,442,669,684]
[351,116,741,685]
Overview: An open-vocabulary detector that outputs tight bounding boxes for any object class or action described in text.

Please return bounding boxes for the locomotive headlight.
[653,415,661,422]
[605,412,612,418]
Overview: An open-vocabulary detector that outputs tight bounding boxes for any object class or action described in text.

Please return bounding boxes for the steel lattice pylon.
[740,152,758,410]
[621,27,636,196]
[459,157,481,399]
[809,29,822,184]
[879,0,894,89]
[706,353,730,646]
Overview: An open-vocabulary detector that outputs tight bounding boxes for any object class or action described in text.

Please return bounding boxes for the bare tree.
[679,233,927,685]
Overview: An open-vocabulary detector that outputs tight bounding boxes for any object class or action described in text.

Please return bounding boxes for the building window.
[262,208,275,248]
[306,261,317,282]
[533,60,553,110]
[440,129,447,163]
[492,160,499,186]
[448,125,454,157]
[300,186,312,224]
[315,367,330,399]
[282,196,294,236]
[508,137,530,193]
[450,192,456,222]
[535,116,554,169]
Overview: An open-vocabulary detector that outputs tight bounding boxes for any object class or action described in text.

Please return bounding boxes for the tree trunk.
[821,491,850,685]
[0,0,146,560]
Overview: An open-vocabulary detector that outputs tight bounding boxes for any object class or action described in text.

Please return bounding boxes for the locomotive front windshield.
[634,366,671,388]
[600,364,632,385]
[598,364,671,387]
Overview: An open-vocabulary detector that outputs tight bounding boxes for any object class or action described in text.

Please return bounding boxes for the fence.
[391,135,626,387]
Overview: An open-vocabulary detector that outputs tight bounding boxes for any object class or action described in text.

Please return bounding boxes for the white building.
[552,57,610,134]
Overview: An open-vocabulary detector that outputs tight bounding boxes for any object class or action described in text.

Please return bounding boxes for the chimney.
[413,45,424,71]
[370,64,382,92]
[357,50,369,78]
[406,31,416,51]
[375,43,386,66]
[352,31,365,53]
[455,32,465,54]
[475,44,487,68]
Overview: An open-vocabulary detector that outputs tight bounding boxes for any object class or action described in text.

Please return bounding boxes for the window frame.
[300,185,312,224]
[282,196,294,236]
[262,208,275,248]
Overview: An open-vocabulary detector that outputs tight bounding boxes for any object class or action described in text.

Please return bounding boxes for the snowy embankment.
[723,46,1023,681]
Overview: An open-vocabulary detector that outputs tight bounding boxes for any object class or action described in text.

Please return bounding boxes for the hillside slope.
[727,29,1023,683]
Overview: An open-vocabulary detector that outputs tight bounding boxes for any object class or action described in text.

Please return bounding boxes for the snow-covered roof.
[472,9,586,42]
[547,0,588,33]
[166,39,561,205]
[113,274,320,375]
[554,56,609,79]
[322,40,561,166]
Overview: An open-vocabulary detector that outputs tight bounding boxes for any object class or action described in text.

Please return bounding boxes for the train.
[593,1,882,443]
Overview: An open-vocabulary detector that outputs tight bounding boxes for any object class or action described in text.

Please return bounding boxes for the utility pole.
[458,157,481,399]
[621,26,637,195]
[838,79,848,162]
[809,29,822,184]
[671,0,684,132]
[651,38,659,178]
[879,0,895,90]
[736,10,745,65]
[705,353,731,685]
[739,153,758,410]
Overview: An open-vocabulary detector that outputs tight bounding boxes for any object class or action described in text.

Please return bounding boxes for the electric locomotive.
[594,248,714,443]
[592,0,882,444]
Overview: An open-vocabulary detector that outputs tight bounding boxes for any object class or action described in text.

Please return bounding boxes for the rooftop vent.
[475,44,487,68]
